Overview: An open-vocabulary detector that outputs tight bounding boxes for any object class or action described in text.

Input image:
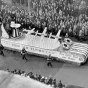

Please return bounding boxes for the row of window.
[12,0,28,6]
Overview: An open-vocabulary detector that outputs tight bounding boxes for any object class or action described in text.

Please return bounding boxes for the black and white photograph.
[0,0,88,88]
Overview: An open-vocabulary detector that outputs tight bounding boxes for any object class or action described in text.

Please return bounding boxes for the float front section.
[52,51,85,65]
[52,41,88,65]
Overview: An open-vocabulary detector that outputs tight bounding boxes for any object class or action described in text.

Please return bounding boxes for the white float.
[1,24,88,66]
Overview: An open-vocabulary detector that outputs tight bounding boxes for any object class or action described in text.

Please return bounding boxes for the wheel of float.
[64,38,73,45]
[62,43,70,50]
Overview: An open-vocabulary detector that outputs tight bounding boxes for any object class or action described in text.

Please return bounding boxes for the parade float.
[1,22,88,66]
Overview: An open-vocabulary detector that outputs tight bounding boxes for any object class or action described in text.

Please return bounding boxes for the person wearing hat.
[37,74,42,81]
[21,48,27,61]
[47,54,53,67]
[34,73,38,80]
[65,33,68,38]
[58,80,63,88]
[0,44,5,56]
[40,76,45,83]
[29,72,35,79]
[48,75,53,85]
[44,77,48,84]
[52,79,57,88]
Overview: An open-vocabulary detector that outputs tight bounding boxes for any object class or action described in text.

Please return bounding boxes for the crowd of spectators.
[30,0,88,40]
[0,0,88,41]
[6,69,65,88]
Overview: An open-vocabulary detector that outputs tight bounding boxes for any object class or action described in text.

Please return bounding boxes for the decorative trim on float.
[64,38,73,45]
[62,42,70,50]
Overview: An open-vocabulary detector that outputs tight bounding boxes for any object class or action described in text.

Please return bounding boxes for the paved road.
[0,48,87,88]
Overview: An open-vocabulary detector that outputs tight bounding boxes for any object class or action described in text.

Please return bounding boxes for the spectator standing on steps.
[58,80,63,88]
[21,48,27,61]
